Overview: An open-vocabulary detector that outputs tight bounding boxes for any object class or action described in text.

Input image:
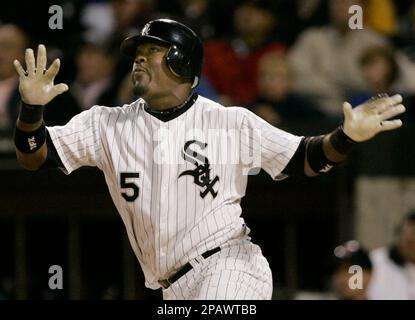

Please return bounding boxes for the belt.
[158,246,221,289]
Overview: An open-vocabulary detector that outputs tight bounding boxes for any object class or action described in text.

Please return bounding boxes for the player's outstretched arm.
[302,94,406,176]
[13,44,69,170]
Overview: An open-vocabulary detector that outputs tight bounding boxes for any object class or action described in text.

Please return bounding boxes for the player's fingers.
[388,94,403,105]
[372,94,403,112]
[25,48,35,75]
[51,83,69,97]
[379,104,406,121]
[371,94,402,105]
[342,102,353,122]
[13,60,26,78]
[36,44,47,72]
[44,58,61,80]
[380,119,403,131]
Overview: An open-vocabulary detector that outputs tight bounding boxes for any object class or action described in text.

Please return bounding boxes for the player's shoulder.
[196,95,249,117]
[197,96,251,126]
[195,95,223,109]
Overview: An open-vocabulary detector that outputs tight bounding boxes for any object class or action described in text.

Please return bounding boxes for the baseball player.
[13,19,405,300]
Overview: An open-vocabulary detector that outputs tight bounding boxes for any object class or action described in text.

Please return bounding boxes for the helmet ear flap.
[166,45,193,79]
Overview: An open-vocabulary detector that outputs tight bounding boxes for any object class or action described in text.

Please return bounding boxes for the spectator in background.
[252,51,325,126]
[81,0,117,45]
[108,0,153,42]
[276,0,328,45]
[351,45,415,121]
[156,0,238,39]
[82,0,154,51]
[289,0,387,119]
[368,211,415,300]
[0,24,27,131]
[203,0,285,106]
[331,240,373,300]
[295,240,372,300]
[176,0,215,39]
[350,46,399,106]
[156,0,216,40]
[71,41,115,109]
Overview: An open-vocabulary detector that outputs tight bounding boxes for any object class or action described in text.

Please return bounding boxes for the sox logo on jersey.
[179,140,220,198]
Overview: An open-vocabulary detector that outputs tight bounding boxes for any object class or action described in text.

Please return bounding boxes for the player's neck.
[144,92,198,122]
[144,88,193,111]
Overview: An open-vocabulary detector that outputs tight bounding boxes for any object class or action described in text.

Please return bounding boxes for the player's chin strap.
[305,126,357,174]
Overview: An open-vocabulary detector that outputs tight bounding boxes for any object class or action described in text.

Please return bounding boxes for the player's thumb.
[343,102,353,123]
[51,83,69,98]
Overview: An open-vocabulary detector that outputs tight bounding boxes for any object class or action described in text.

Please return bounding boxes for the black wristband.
[14,122,46,153]
[19,101,44,124]
[305,136,337,174]
[329,126,357,155]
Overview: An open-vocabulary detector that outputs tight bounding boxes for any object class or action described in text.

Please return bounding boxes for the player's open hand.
[342,94,406,142]
[13,44,69,106]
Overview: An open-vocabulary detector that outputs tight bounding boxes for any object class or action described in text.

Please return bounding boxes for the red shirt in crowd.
[203,39,286,105]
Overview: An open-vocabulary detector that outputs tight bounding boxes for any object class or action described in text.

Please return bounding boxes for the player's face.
[131,42,181,100]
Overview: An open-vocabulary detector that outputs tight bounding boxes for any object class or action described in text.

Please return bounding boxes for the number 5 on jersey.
[120,172,140,202]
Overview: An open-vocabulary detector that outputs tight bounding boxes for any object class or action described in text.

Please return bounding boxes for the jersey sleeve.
[240,108,302,180]
[46,106,104,175]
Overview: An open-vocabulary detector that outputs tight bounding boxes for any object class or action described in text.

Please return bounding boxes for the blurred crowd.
[1,0,415,135]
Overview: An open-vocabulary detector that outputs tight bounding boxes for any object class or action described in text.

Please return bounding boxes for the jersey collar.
[144,92,198,122]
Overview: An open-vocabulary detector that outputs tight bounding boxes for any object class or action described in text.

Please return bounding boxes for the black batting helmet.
[120,19,204,88]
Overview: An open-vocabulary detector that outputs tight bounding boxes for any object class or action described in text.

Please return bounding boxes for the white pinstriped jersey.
[47,94,302,289]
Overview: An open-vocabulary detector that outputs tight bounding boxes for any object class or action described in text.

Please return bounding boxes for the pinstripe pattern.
[46,95,301,297]
[162,238,273,300]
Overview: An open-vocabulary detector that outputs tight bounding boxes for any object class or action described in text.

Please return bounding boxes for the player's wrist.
[330,126,358,155]
[14,121,46,153]
[18,100,45,124]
